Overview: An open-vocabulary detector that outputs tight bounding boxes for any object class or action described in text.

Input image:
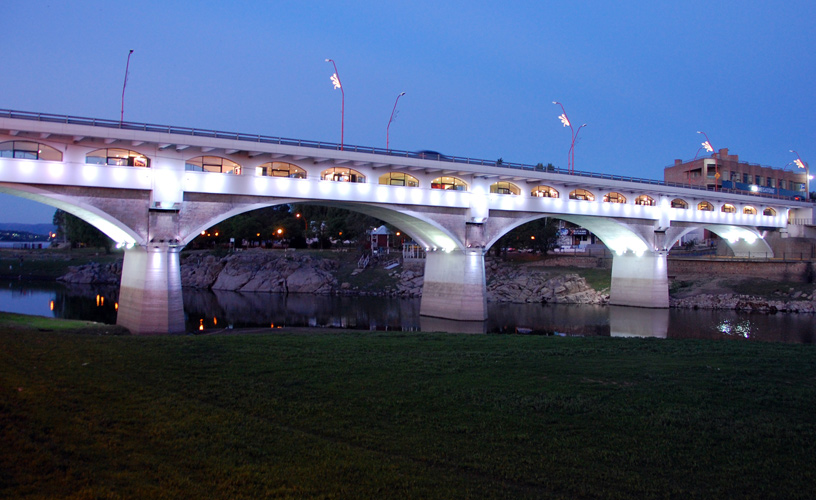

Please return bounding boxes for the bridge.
[1,109,812,334]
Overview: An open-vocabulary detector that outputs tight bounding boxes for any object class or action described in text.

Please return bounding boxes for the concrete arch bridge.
[1,109,812,334]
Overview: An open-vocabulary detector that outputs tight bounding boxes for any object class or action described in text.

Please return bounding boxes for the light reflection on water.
[0,280,813,343]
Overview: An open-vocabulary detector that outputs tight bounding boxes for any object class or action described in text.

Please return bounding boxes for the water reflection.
[0,280,813,343]
[609,306,668,339]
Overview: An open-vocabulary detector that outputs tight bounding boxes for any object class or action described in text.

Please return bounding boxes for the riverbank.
[6,247,816,312]
[1,318,814,499]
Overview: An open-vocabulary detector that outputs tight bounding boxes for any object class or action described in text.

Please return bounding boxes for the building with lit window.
[664,148,808,199]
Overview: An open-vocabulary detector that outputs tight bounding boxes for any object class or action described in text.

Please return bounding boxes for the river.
[1,279,813,343]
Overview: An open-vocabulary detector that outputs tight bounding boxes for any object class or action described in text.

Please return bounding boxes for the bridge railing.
[0,108,808,203]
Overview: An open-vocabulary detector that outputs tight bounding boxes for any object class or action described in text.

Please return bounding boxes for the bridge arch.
[0,183,142,246]
[180,199,465,252]
[484,213,652,256]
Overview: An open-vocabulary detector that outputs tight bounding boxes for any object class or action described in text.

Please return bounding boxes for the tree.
[53,209,113,253]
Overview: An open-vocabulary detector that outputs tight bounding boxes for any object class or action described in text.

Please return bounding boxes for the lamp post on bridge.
[387,92,406,151]
[120,49,134,126]
[790,150,811,200]
[553,102,585,174]
[697,131,719,190]
[325,58,344,150]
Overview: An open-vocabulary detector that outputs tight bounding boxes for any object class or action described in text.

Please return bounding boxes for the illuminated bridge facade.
[1,109,812,334]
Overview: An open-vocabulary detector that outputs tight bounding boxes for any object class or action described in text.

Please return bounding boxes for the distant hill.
[0,223,57,236]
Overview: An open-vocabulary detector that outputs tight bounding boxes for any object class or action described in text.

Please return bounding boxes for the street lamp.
[790,150,811,200]
[296,213,308,234]
[553,102,585,174]
[697,131,719,190]
[120,49,134,126]
[387,92,406,151]
[325,58,344,150]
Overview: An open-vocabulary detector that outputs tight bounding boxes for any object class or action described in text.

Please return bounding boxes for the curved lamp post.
[697,131,719,190]
[790,150,811,200]
[325,58,344,150]
[553,102,585,174]
[387,92,406,151]
[120,49,134,126]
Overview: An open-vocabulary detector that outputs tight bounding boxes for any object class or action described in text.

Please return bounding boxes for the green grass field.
[1,314,814,499]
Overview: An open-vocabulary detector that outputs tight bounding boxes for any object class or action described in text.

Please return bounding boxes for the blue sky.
[1,0,814,224]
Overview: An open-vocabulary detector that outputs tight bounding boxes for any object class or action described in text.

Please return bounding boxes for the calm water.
[1,279,813,343]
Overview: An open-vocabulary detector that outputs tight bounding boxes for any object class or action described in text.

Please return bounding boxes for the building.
[664,148,808,199]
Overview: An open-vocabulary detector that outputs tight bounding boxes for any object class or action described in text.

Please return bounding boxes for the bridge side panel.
[117,245,185,335]
[609,252,669,308]
[420,250,488,321]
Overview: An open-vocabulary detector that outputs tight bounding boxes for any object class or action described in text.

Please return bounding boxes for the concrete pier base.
[609,252,669,308]
[117,244,185,335]
[420,250,488,321]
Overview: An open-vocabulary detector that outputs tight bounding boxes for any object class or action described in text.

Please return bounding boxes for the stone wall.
[667,258,814,283]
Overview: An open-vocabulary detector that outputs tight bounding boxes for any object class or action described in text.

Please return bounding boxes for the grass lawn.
[1,315,815,499]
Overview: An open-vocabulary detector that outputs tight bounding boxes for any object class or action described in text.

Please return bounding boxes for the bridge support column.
[609,251,669,308]
[117,243,185,335]
[420,249,488,321]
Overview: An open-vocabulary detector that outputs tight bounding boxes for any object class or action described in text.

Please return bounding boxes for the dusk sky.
[1,0,814,224]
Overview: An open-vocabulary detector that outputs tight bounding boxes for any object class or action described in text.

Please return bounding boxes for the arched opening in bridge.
[603,192,626,203]
[763,207,777,216]
[697,201,714,211]
[569,189,595,201]
[185,156,241,174]
[531,185,559,198]
[86,148,150,167]
[721,203,736,213]
[0,141,62,161]
[635,194,656,206]
[256,162,306,178]
[321,167,365,183]
[671,198,688,209]
[379,172,418,187]
[489,182,520,195]
[743,206,757,215]
[431,176,467,191]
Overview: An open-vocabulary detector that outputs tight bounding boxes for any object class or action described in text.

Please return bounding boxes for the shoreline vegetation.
[1,313,814,499]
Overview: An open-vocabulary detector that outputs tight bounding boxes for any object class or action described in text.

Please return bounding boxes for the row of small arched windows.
[0,142,779,216]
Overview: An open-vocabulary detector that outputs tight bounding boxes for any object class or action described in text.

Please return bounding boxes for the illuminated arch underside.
[0,182,142,246]
[484,213,652,256]
[184,199,463,252]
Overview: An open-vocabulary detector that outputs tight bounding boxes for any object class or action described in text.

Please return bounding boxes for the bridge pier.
[420,249,488,321]
[608,251,669,308]
[117,244,186,335]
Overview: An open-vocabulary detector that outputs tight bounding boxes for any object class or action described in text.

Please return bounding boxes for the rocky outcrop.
[486,260,608,304]
[57,262,122,285]
[188,251,337,294]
